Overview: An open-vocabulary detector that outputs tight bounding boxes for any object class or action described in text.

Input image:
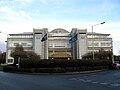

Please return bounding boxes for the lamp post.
[92,22,105,60]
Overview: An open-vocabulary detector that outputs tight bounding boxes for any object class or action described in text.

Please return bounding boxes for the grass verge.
[0,64,4,71]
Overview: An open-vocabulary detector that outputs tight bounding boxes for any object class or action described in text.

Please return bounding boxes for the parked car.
[112,63,120,69]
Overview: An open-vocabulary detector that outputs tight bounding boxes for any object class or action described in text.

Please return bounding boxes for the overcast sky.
[0,0,120,55]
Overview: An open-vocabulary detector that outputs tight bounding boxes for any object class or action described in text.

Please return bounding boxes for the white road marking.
[78,79,85,81]
[100,82,108,85]
[85,80,92,82]
[110,83,120,87]
[69,78,120,87]
[92,81,99,84]
[69,78,77,80]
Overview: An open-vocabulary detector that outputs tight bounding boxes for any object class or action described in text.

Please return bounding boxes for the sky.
[0,0,120,55]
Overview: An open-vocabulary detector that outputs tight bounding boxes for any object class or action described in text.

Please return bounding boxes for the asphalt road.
[0,70,120,90]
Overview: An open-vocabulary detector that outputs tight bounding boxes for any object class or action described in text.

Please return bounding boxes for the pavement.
[0,70,120,90]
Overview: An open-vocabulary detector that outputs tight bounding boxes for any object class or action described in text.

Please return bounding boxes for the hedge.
[3,59,112,73]
[19,59,112,68]
[3,66,109,73]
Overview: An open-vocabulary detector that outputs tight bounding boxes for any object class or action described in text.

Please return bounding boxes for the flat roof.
[87,32,110,36]
[9,32,33,36]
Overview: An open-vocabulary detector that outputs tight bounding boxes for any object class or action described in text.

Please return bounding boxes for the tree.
[0,51,2,54]
[25,51,40,60]
[11,44,26,57]
[11,44,26,66]
[0,52,6,64]
[82,49,113,60]
[10,44,40,66]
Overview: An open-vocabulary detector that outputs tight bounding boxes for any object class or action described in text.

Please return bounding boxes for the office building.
[6,28,113,64]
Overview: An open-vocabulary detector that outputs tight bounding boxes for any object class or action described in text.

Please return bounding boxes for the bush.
[3,65,16,72]
[15,66,109,73]
[20,59,112,68]
[0,64,3,71]
[3,59,112,73]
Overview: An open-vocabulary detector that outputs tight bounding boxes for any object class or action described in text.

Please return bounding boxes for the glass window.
[49,44,53,47]
[27,43,32,46]
[8,59,13,63]
[14,43,19,46]
[101,42,111,46]
[55,46,65,47]
[80,34,86,39]
[21,43,27,46]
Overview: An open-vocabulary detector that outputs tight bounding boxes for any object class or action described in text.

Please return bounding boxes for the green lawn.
[0,64,3,71]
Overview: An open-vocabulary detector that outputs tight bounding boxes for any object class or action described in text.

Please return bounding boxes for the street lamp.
[92,22,105,60]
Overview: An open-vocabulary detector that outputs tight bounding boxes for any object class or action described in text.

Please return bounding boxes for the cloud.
[0,6,13,13]
[33,0,69,9]
[13,0,33,5]
[13,0,66,6]
[0,0,4,4]
[38,0,49,5]
[0,6,31,24]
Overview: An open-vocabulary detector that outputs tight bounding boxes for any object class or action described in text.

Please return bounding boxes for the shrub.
[4,59,112,73]
[3,65,16,72]
[0,64,3,71]
[19,59,112,68]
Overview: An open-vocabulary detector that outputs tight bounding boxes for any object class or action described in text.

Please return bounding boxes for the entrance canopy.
[49,52,72,58]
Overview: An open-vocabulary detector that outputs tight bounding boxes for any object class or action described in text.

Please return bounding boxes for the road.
[0,70,120,90]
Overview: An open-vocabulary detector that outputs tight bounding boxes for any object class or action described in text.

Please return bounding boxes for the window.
[106,43,111,46]
[21,43,27,46]
[9,43,14,47]
[36,37,41,39]
[14,43,19,46]
[49,44,53,47]
[80,34,86,39]
[94,43,99,46]
[27,43,32,47]
[88,42,99,47]
[8,59,13,63]
[101,43,105,46]
[101,42,111,46]
[55,46,65,47]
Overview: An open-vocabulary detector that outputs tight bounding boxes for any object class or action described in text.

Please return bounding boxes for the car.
[112,63,120,69]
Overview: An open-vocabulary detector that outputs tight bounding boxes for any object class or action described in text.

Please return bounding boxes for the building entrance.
[49,52,72,60]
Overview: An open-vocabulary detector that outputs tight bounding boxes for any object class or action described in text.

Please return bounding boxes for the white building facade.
[6,28,113,64]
